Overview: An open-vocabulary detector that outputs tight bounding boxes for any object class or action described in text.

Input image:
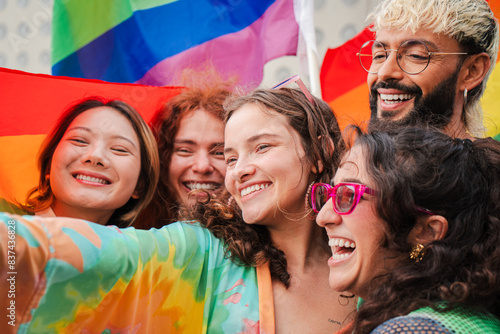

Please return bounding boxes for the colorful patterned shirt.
[0,213,275,333]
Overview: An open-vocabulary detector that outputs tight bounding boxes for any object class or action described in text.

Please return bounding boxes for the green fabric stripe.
[51,0,178,65]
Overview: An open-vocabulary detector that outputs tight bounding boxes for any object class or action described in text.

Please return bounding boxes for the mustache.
[370,81,422,96]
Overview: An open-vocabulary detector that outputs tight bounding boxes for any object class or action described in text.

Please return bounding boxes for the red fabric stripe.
[320,27,375,103]
[0,67,182,136]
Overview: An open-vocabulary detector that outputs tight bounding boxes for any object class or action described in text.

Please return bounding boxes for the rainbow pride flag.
[320,5,500,141]
[0,67,182,205]
[51,0,303,88]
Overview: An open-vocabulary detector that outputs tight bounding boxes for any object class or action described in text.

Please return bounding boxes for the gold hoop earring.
[409,244,425,262]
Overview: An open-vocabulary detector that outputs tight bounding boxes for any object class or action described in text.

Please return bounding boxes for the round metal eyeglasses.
[357,39,468,75]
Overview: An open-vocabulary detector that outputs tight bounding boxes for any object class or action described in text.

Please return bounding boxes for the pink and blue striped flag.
[51,0,307,88]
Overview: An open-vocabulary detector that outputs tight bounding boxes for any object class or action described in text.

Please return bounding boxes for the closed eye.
[211,145,225,159]
[175,147,193,156]
[69,138,88,145]
[112,147,131,154]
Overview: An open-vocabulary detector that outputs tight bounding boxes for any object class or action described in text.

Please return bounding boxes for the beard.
[368,67,460,132]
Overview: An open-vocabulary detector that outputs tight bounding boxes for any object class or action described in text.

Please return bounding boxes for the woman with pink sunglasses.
[315,126,500,333]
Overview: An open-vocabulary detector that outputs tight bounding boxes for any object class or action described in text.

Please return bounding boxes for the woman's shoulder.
[373,305,500,334]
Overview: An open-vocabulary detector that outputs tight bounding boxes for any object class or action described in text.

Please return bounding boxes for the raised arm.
[0,213,259,333]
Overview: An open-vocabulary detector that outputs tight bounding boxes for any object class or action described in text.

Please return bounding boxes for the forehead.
[177,108,224,135]
[334,145,367,183]
[70,106,133,129]
[376,28,459,50]
[225,103,291,139]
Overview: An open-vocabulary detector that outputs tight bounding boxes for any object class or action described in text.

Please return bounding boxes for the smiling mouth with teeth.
[380,93,415,104]
[74,174,110,185]
[73,174,111,184]
[329,238,356,260]
[241,183,270,197]
[186,182,220,191]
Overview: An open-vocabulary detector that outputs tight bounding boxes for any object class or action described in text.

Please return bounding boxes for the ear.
[408,215,448,245]
[459,52,490,92]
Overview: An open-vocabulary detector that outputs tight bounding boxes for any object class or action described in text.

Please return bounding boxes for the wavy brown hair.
[183,87,345,287]
[135,81,233,229]
[348,127,500,333]
[21,97,159,227]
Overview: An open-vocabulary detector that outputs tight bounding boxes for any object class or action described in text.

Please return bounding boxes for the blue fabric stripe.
[52,0,276,83]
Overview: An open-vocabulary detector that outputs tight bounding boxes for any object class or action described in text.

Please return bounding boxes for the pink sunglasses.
[311,182,376,215]
[272,75,316,106]
[311,182,435,215]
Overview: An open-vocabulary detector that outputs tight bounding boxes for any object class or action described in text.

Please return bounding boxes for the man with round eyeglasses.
[364,0,499,139]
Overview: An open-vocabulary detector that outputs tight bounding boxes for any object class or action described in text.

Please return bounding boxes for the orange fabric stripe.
[257,262,275,334]
[329,83,370,133]
[0,135,45,204]
[333,320,354,334]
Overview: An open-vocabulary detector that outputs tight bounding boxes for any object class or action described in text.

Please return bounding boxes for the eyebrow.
[211,142,224,150]
[338,177,364,184]
[174,139,224,148]
[377,38,441,51]
[224,133,280,154]
[66,126,138,149]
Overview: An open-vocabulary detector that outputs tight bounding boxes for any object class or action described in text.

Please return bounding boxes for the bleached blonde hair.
[368,0,499,137]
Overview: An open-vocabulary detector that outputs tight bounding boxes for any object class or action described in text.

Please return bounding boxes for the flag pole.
[307,45,321,98]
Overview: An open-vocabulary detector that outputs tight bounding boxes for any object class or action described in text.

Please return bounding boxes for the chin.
[241,211,264,226]
[242,216,259,225]
[328,280,349,293]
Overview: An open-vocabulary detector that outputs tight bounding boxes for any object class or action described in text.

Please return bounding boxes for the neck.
[444,100,476,140]
[51,202,113,225]
[443,120,474,140]
[267,217,330,271]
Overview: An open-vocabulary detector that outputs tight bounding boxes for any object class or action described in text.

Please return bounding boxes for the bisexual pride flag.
[52,0,307,88]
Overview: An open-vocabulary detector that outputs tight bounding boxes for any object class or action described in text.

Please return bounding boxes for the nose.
[81,144,109,168]
[316,198,341,228]
[192,153,215,174]
[376,51,405,82]
[229,157,255,183]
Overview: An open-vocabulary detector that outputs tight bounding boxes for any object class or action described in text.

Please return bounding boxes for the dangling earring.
[304,182,314,212]
[409,244,425,262]
[463,88,468,107]
[227,196,234,207]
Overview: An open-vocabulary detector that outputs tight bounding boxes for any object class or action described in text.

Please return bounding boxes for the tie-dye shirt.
[0,213,275,334]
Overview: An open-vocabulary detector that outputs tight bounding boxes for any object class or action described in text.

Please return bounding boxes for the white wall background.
[0,0,379,90]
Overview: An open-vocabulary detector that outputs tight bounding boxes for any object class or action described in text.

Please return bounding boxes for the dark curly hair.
[348,126,500,333]
[183,87,345,287]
